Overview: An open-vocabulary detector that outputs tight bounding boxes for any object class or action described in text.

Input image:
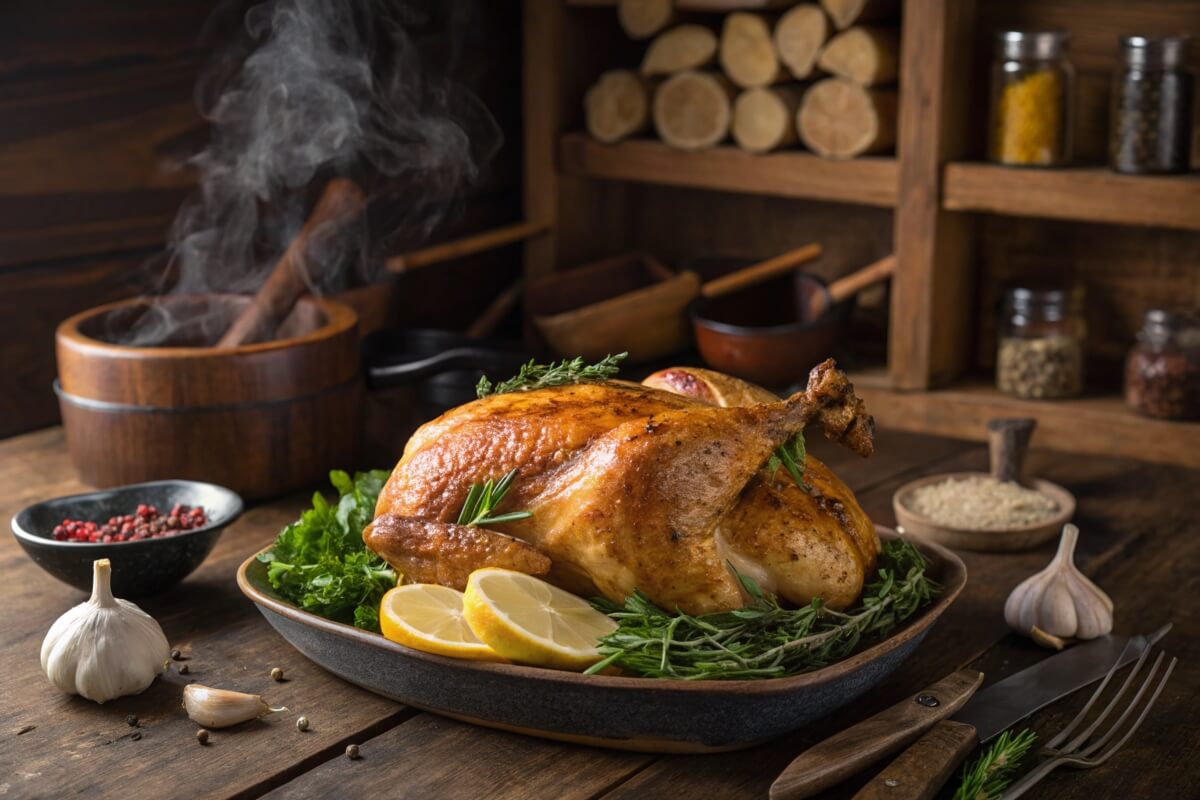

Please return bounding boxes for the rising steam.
[125,0,500,345]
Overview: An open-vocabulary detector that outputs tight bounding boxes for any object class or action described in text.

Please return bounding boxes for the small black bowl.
[11,480,243,596]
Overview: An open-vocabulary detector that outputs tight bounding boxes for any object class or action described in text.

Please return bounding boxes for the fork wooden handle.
[851,720,979,800]
[769,670,982,800]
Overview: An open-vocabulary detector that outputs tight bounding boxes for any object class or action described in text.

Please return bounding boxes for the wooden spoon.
[805,253,896,321]
[698,242,823,299]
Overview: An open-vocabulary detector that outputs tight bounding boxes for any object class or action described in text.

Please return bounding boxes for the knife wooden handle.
[851,719,979,800]
[769,670,983,800]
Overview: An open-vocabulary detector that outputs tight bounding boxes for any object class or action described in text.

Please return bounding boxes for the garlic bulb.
[183,684,286,728]
[41,559,170,703]
[1004,524,1114,645]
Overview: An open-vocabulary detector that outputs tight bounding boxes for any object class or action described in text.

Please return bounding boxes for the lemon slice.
[378,584,506,662]
[462,568,618,670]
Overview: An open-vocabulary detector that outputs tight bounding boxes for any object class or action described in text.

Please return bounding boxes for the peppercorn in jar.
[996,286,1086,400]
[1109,36,1194,175]
[1125,309,1200,420]
[989,31,1074,166]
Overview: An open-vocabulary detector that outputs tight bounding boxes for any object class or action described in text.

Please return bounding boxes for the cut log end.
[642,25,718,76]
[585,70,651,144]
[719,12,782,89]
[817,26,899,86]
[732,86,801,153]
[653,70,733,151]
[619,0,676,39]
[797,78,896,159]
[819,0,898,30]
[774,4,829,80]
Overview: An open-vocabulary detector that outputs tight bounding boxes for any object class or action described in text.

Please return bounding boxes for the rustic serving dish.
[893,471,1075,552]
[55,294,363,500]
[12,479,242,596]
[238,527,965,752]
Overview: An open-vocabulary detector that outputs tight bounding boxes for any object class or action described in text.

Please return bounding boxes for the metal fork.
[1002,638,1177,799]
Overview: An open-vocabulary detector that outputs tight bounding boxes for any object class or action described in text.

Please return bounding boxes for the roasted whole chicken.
[366,360,878,615]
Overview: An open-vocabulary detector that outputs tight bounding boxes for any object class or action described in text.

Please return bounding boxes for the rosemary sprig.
[768,431,809,490]
[456,469,533,527]
[476,353,628,398]
[953,729,1038,800]
[586,538,939,680]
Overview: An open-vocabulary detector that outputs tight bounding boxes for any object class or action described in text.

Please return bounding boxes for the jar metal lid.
[1120,35,1192,70]
[1003,285,1084,312]
[995,30,1069,61]
[1144,308,1200,329]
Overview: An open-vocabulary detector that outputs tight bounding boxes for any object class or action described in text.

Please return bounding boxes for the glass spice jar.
[996,286,1086,400]
[1124,309,1200,420]
[989,30,1075,166]
[1109,36,1194,175]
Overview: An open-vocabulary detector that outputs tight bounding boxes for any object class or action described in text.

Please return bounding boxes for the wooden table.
[1,426,1196,799]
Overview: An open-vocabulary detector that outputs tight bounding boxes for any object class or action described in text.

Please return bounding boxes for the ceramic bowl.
[12,480,243,596]
[893,471,1075,552]
[238,527,966,752]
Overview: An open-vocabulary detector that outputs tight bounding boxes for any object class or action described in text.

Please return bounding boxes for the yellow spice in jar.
[992,70,1063,165]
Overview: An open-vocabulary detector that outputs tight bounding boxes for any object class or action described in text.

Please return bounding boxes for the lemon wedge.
[378,584,506,662]
[462,568,618,670]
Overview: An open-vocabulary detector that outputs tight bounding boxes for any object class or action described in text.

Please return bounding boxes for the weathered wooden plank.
[0,254,147,438]
[888,0,976,390]
[260,713,651,800]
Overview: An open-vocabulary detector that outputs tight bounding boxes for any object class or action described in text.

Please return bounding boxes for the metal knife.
[770,626,1170,800]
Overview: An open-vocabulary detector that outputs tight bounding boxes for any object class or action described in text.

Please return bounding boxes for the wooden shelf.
[943,162,1200,231]
[854,378,1200,470]
[559,133,899,207]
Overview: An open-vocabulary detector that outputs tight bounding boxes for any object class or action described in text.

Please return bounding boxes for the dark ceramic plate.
[238,527,966,752]
[13,480,243,596]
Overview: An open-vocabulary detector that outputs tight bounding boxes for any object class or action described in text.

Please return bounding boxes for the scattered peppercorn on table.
[0,426,1195,799]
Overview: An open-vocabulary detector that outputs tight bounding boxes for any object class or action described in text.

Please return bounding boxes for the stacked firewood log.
[584,0,900,159]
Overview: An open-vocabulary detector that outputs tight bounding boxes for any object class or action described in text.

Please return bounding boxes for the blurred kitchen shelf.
[854,378,1200,469]
[943,162,1200,231]
[559,133,899,208]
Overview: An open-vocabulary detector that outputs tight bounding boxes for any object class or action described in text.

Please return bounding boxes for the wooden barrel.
[56,295,364,500]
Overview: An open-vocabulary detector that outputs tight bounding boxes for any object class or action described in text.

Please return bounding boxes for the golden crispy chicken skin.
[364,515,551,590]
[371,359,877,614]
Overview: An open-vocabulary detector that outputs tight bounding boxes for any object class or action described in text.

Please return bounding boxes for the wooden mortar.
[56,294,363,500]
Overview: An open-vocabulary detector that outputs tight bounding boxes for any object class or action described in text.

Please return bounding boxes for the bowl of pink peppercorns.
[11,480,242,596]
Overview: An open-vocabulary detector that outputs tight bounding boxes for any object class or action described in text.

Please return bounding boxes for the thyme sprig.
[585,538,939,680]
[456,469,533,527]
[476,353,628,398]
[953,728,1038,800]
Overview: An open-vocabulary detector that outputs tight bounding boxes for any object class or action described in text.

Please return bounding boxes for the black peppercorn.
[196,729,210,745]
[125,714,138,727]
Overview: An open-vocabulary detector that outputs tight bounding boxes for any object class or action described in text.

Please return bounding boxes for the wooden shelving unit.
[523,1,1200,469]
[855,377,1200,469]
[559,134,899,207]
[944,163,1200,231]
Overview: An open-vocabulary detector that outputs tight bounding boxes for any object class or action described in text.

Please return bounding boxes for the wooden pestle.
[217,178,367,348]
[987,417,1036,484]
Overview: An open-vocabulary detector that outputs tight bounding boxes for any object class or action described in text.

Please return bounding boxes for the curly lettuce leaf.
[258,469,394,632]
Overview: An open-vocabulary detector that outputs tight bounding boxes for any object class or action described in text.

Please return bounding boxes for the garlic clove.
[40,559,170,704]
[1004,524,1114,644]
[183,684,286,728]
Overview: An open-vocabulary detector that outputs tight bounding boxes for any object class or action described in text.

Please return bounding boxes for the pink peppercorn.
[52,505,208,543]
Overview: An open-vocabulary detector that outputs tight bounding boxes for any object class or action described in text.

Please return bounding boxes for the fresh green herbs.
[585,538,939,680]
[456,469,533,527]
[768,431,809,490]
[258,470,396,633]
[953,728,1038,800]
[476,353,628,398]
